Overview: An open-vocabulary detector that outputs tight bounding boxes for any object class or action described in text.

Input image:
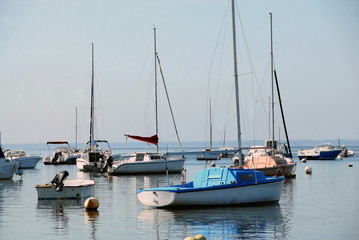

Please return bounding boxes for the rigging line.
[206,2,230,148]
[124,33,153,133]
[156,54,183,152]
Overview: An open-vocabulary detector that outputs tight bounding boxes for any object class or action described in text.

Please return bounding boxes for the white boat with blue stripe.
[137,167,284,208]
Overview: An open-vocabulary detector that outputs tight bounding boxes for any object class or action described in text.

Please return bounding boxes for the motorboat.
[109,152,184,175]
[4,149,42,169]
[43,141,79,165]
[339,145,354,158]
[297,143,342,160]
[241,140,296,178]
[137,167,284,208]
[35,170,94,200]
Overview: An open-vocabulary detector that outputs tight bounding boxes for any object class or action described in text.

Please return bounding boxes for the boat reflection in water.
[138,204,287,240]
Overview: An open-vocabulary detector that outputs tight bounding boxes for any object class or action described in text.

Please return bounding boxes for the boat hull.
[110,159,185,175]
[137,180,284,208]
[35,180,94,200]
[298,150,342,160]
[0,160,15,180]
[14,156,42,169]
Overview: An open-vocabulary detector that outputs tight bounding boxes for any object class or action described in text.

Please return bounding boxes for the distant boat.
[43,141,79,165]
[76,43,113,172]
[297,143,342,160]
[339,145,354,158]
[109,28,184,175]
[137,0,284,208]
[137,167,284,208]
[35,170,94,200]
[242,140,296,178]
[4,149,42,169]
[196,99,221,161]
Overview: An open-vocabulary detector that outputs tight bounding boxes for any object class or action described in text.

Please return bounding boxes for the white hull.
[110,159,185,175]
[36,179,94,199]
[0,159,15,180]
[14,156,42,169]
[137,180,283,207]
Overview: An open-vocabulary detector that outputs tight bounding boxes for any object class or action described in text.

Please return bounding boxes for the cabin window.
[135,154,145,161]
[150,156,162,160]
[239,174,254,181]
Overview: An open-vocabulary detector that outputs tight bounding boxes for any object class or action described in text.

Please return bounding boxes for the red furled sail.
[125,134,159,145]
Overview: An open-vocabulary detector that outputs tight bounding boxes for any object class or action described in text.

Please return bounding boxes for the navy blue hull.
[298,150,341,160]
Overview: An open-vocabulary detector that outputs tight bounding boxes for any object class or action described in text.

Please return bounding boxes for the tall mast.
[209,98,213,150]
[270,12,275,154]
[89,43,95,148]
[231,0,242,167]
[75,107,78,149]
[154,27,159,153]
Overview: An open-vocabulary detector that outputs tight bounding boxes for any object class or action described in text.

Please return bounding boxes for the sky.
[0,0,358,145]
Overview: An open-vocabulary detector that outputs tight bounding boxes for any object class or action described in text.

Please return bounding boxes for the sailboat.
[108,28,185,175]
[76,43,113,172]
[240,13,296,178]
[196,99,222,161]
[136,0,284,208]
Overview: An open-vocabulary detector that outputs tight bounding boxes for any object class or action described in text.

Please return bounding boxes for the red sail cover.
[125,134,159,145]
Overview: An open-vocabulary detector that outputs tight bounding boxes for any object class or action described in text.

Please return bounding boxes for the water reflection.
[84,210,99,240]
[139,204,287,240]
[36,199,85,235]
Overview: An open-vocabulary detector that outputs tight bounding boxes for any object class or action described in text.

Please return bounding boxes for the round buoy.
[304,166,312,174]
[349,163,353,167]
[195,234,207,240]
[211,162,216,167]
[301,158,307,163]
[184,237,196,240]
[84,197,100,210]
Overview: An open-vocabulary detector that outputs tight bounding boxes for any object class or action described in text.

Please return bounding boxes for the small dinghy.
[35,171,94,200]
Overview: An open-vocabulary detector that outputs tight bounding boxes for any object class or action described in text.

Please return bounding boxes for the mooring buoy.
[84,197,100,210]
[304,166,312,174]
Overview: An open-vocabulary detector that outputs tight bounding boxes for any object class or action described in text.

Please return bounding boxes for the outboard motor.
[51,170,69,192]
[100,156,113,173]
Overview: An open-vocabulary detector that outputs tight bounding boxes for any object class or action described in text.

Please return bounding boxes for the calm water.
[1,145,358,240]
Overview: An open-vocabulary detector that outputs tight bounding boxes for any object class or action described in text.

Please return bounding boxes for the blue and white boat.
[297,143,342,160]
[137,167,284,208]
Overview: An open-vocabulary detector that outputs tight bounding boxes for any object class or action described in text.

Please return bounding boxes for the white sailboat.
[240,13,296,178]
[137,0,284,208]
[109,28,185,175]
[76,43,113,172]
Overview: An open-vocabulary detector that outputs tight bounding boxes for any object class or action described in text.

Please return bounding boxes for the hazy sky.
[1,0,358,145]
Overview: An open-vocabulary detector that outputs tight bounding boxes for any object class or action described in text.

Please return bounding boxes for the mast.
[270,12,275,154]
[75,107,78,149]
[209,98,213,150]
[154,27,159,153]
[270,13,293,158]
[231,0,242,167]
[89,43,95,149]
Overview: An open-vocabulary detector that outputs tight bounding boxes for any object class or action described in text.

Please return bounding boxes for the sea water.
[0,144,358,240]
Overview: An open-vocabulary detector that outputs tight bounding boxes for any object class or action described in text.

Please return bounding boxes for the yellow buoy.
[195,234,207,240]
[84,197,100,210]
[304,166,312,174]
